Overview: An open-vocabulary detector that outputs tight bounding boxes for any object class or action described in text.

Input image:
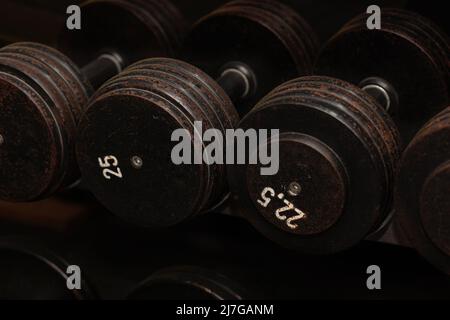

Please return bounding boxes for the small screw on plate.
[131,156,143,169]
[288,182,302,197]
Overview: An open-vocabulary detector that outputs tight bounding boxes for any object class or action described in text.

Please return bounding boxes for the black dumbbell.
[227,9,449,254]
[316,8,449,142]
[228,76,400,254]
[0,237,97,300]
[75,0,319,227]
[0,0,185,202]
[395,106,450,275]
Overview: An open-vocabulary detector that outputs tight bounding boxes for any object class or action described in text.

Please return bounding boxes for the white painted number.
[257,187,275,208]
[257,187,307,230]
[98,155,123,180]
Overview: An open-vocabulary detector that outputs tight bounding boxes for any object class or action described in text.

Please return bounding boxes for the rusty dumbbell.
[75,0,319,227]
[395,107,450,275]
[0,0,185,202]
[227,9,449,254]
[316,8,449,142]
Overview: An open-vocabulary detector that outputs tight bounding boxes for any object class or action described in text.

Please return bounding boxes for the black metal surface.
[0,42,92,201]
[396,107,450,275]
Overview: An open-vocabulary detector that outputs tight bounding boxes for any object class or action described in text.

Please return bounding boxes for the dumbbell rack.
[0,0,449,301]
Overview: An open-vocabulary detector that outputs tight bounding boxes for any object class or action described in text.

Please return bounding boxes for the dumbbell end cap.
[76,93,209,227]
[0,77,62,202]
[244,132,348,236]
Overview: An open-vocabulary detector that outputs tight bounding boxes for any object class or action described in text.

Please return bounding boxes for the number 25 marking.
[98,155,123,180]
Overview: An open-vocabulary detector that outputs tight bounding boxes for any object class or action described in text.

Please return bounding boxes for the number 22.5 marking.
[257,187,307,230]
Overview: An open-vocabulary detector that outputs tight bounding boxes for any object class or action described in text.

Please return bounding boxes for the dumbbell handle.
[216,61,257,105]
[83,57,255,100]
[81,52,125,89]
[360,77,399,113]
[83,56,257,102]
[218,69,399,114]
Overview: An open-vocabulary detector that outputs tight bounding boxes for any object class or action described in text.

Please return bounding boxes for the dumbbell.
[0,237,97,300]
[227,9,449,254]
[75,0,319,227]
[0,0,184,202]
[316,8,449,142]
[395,107,450,275]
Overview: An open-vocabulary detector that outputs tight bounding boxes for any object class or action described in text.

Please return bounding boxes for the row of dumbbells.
[2,213,448,300]
[0,0,448,275]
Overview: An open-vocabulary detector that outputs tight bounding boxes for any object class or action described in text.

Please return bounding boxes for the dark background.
[1,0,448,46]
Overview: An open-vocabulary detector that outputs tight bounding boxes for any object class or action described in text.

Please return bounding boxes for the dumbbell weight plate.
[76,58,236,227]
[2,43,93,118]
[125,58,239,131]
[1,42,94,117]
[395,107,450,274]
[0,50,78,201]
[0,0,184,203]
[0,51,79,145]
[0,72,64,202]
[316,9,449,142]
[0,40,98,200]
[183,0,319,114]
[228,76,400,254]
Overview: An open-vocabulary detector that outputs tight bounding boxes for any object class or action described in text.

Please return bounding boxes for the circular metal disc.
[395,107,450,274]
[77,90,206,227]
[77,58,237,227]
[420,162,450,256]
[0,43,92,201]
[0,73,63,202]
[245,132,347,236]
